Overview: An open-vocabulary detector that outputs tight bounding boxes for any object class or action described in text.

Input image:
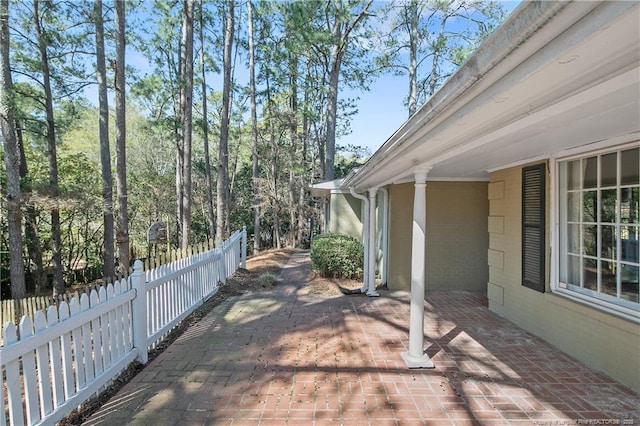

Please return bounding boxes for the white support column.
[402,169,434,369]
[367,187,379,297]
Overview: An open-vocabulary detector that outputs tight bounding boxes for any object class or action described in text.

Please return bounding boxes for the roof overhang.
[343,1,640,190]
[309,179,345,197]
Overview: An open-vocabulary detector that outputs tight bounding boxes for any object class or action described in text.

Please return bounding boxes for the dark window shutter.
[522,164,546,292]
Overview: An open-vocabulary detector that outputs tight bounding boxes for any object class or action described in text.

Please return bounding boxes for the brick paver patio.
[85,251,640,425]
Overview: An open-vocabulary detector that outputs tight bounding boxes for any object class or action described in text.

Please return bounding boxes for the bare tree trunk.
[180,0,194,249]
[322,0,373,181]
[216,0,233,241]
[271,116,280,250]
[264,66,279,250]
[407,0,418,117]
[247,0,260,253]
[429,16,448,97]
[114,0,129,273]
[297,64,311,246]
[18,122,45,294]
[200,0,215,240]
[175,4,185,246]
[0,0,26,298]
[288,53,298,247]
[323,39,340,181]
[175,148,183,245]
[274,206,281,249]
[34,0,64,295]
[94,0,115,279]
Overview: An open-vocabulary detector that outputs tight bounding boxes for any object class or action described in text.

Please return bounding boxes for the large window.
[558,146,639,316]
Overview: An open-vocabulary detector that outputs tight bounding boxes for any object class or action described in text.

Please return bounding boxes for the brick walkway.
[85,251,639,425]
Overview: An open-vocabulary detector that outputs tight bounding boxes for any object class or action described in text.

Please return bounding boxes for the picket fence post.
[241,226,247,269]
[131,260,148,364]
[217,240,227,284]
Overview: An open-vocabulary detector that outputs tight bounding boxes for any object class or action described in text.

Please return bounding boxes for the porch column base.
[401,351,435,369]
[366,290,379,297]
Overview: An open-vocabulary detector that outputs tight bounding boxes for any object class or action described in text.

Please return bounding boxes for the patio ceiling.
[343,1,640,189]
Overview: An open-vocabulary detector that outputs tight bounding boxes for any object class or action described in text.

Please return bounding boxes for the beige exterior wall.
[328,192,362,240]
[388,181,489,292]
[487,164,640,393]
[388,184,414,290]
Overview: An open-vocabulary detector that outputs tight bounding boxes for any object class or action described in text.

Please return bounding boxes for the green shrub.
[259,272,277,286]
[310,233,363,279]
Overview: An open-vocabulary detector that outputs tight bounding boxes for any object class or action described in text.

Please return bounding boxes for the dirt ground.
[60,248,364,425]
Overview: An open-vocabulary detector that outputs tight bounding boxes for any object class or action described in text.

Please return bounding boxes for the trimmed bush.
[310,233,364,279]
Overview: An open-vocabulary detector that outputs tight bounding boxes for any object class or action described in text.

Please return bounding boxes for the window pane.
[600,260,617,296]
[621,187,639,224]
[621,148,639,186]
[621,264,639,303]
[567,191,580,222]
[567,223,580,253]
[566,160,581,190]
[583,225,597,256]
[583,190,597,222]
[621,226,639,263]
[559,148,640,311]
[600,189,617,223]
[584,156,598,189]
[584,258,597,291]
[566,254,581,286]
[601,152,617,187]
[601,225,616,260]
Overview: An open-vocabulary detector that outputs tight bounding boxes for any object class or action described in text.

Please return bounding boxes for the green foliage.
[334,144,370,178]
[0,0,508,297]
[259,272,277,286]
[310,233,363,279]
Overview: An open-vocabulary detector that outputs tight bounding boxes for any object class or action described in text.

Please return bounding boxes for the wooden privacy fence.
[0,227,247,426]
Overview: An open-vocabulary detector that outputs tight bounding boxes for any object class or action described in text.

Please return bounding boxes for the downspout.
[350,187,369,293]
[379,187,389,286]
[367,188,379,297]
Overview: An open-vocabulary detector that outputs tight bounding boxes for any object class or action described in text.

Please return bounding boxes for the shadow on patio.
[84,251,640,425]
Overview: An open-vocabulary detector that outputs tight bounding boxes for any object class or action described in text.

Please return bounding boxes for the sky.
[87,0,521,156]
[337,74,410,155]
[336,0,521,154]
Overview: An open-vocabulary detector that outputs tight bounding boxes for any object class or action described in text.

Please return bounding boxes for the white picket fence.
[0,228,247,426]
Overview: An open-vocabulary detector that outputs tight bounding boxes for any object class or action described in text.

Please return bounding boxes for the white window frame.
[551,141,640,323]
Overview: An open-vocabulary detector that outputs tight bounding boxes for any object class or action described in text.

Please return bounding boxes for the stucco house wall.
[325,0,639,393]
[487,163,640,392]
[388,183,413,290]
[328,193,362,240]
[388,181,489,292]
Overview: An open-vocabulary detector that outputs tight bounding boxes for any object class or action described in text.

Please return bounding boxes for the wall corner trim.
[488,215,505,234]
[488,249,505,269]
[488,181,505,200]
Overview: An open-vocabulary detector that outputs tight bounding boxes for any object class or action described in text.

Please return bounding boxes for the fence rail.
[0,237,229,344]
[0,227,247,426]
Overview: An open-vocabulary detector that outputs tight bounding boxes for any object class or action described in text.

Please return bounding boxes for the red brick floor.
[85,252,640,425]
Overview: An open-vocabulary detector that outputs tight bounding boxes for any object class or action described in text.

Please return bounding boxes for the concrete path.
[85,251,639,425]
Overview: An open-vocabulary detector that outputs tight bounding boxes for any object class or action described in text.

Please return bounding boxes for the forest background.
[0,0,511,299]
